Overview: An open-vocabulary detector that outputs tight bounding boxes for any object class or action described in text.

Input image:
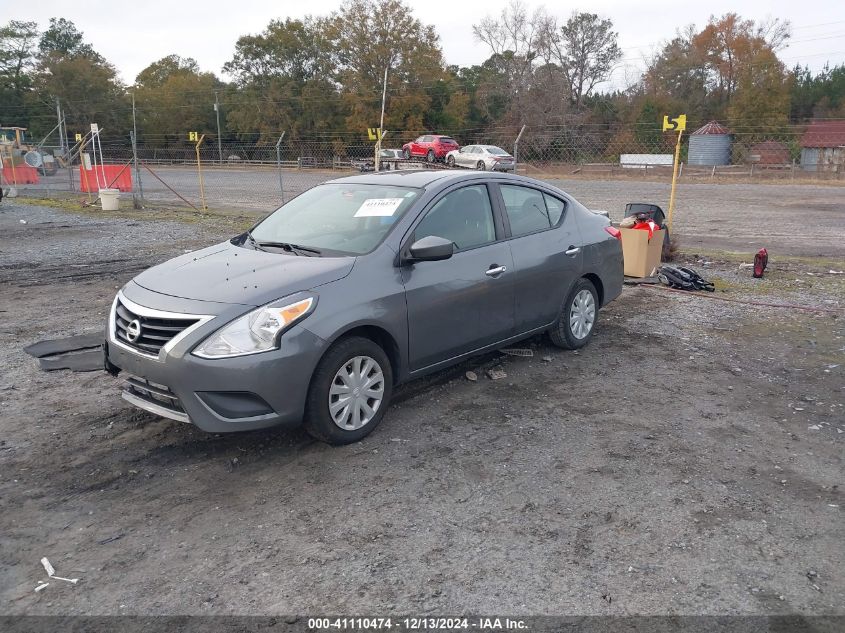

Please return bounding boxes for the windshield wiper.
[245,230,264,251]
[256,241,322,256]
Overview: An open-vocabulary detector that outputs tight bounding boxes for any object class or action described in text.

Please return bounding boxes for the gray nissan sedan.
[105,171,623,444]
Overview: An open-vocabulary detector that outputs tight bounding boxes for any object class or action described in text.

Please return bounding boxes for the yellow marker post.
[75,133,83,142]
[194,134,207,210]
[662,114,686,232]
[368,128,386,171]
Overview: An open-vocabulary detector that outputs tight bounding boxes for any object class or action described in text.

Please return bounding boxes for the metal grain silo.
[688,121,731,166]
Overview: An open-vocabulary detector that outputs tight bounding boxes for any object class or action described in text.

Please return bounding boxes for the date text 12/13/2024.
[308,618,528,631]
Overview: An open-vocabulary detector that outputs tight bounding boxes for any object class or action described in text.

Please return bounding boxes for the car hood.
[132,241,355,306]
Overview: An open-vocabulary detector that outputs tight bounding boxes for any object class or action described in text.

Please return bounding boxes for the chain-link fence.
[3,122,842,214]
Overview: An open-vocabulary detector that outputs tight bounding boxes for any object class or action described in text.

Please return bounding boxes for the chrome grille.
[114,298,198,356]
[123,375,190,423]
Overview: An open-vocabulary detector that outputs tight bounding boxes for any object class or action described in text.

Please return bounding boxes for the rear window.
[486,147,509,155]
[438,137,457,144]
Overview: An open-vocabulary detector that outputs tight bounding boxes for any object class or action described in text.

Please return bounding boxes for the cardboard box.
[620,227,663,278]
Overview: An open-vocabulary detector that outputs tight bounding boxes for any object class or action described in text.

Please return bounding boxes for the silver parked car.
[105,171,623,445]
[447,145,515,171]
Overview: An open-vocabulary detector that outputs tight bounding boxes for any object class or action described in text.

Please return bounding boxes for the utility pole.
[214,92,223,165]
[375,65,389,172]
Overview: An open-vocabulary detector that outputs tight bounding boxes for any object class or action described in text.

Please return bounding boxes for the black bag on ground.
[657,265,714,292]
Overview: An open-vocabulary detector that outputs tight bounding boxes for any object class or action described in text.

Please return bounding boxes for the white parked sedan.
[446,145,515,171]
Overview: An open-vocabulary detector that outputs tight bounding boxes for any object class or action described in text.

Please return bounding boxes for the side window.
[543,194,566,225]
[422,135,433,143]
[500,185,551,237]
[414,185,496,251]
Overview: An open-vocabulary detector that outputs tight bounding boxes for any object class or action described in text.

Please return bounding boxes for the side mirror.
[408,235,454,262]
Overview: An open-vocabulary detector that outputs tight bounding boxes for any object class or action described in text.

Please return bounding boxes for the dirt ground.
[0,194,843,617]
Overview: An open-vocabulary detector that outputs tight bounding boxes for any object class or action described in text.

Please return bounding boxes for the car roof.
[325,169,556,191]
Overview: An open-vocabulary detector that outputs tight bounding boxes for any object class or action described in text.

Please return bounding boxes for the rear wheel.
[476,161,486,171]
[304,337,393,445]
[550,278,598,350]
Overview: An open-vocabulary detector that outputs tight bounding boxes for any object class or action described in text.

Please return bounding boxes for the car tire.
[403,148,411,160]
[303,336,393,445]
[427,150,435,163]
[549,278,598,350]
[447,155,455,167]
[476,161,486,171]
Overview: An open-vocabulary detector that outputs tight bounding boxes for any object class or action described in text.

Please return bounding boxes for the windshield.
[249,183,420,255]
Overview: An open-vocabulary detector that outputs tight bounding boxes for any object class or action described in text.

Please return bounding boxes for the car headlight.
[193,296,315,359]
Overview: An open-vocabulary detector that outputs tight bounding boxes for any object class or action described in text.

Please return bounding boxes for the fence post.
[275,131,286,203]
[195,134,207,210]
[131,91,143,206]
[513,125,526,173]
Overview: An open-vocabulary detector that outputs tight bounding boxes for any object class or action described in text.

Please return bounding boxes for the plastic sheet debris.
[24,333,103,358]
[24,332,104,373]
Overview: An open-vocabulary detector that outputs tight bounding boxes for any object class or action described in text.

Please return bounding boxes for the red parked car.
[402,135,460,162]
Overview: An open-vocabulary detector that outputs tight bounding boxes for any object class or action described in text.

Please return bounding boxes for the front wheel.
[426,149,435,163]
[403,147,411,160]
[550,278,598,350]
[304,337,393,445]
[447,155,455,167]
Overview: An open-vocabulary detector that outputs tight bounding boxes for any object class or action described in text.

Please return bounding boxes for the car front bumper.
[105,291,328,433]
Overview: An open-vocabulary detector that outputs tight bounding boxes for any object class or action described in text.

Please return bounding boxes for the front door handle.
[565,246,581,256]
[486,265,507,277]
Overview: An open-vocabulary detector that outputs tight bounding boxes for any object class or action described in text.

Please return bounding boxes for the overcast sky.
[7,0,845,88]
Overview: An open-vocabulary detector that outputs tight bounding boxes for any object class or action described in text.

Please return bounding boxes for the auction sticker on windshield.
[354,198,405,217]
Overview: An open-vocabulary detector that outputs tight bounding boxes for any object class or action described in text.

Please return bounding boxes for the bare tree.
[755,17,791,51]
[542,12,622,108]
[472,0,550,122]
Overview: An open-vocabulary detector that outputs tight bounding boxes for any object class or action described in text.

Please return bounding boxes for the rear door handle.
[486,265,507,277]
[565,246,581,256]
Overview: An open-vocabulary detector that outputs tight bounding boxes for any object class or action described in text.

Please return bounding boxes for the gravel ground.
[17,167,845,258]
[0,200,843,617]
